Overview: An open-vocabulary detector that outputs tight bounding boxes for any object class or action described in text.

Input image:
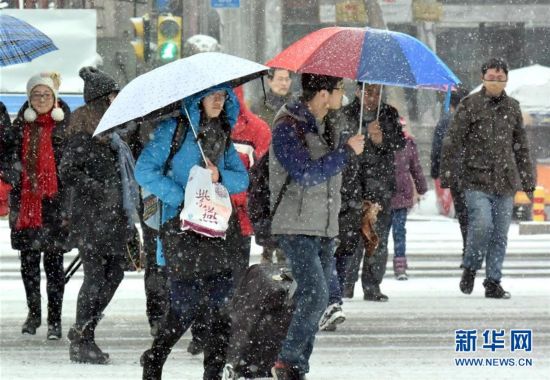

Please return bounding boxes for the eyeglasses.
[31,93,53,101]
[206,91,228,101]
[483,76,507,83]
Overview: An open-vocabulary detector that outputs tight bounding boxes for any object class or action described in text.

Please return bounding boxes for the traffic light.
[130,14,151,62]
[157,15,182,62]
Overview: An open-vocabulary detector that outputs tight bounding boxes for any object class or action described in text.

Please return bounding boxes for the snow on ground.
[1,191,549,379]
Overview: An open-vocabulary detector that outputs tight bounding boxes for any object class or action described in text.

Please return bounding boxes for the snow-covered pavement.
[1,193,549,379]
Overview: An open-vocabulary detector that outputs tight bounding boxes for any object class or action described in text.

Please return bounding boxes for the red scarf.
[16,113,58,230]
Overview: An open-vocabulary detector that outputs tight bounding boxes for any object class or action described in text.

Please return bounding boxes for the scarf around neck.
[16,112,58,230]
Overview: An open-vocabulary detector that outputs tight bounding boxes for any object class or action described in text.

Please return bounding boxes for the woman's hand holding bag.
[180,165,232,238]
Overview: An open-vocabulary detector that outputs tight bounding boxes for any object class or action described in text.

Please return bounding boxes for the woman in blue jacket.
[136,84,248,380]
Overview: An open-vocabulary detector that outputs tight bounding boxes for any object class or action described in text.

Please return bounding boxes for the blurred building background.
[5,0,549,172]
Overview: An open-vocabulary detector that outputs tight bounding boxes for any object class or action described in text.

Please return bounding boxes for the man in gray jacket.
[440,58,535,299]
[269,73,364,379]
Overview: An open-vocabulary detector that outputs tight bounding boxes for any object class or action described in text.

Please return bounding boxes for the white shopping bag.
[180,165,233,238]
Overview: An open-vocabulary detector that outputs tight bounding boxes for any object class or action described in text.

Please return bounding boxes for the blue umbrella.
[356,28,460,89]
[0,14,58,67]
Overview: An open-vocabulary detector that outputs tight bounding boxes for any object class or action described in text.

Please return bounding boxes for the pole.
[358,82,365,135]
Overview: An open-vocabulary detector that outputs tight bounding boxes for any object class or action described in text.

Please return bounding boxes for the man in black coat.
[339,83,405,302]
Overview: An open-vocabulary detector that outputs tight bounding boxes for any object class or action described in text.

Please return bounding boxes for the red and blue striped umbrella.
[267,26,460,90]
[0,14,58,67]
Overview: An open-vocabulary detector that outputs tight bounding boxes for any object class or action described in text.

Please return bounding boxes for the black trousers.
[450,186,468,258]
[344,202,393,291]
[20,249,65,325]
[75,242,125,327]
[142,223,169,326]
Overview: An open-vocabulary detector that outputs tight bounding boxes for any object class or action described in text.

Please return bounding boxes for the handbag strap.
[271,174,291,218]
[158,116,188,225]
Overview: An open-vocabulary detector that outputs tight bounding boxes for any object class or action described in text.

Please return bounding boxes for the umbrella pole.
[358,82,366,135]
[376,84,384,121]
[183,106,209,166]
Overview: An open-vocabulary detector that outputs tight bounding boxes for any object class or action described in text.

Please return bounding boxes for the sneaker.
[319,303,346,331]
[483,279,511,299]
[47,323,62,340]
[271,361,301,380]
[396,273,408,281]
[459,268,476,294]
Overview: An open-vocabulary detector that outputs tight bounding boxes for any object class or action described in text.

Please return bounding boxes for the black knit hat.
[301,73,341,93]
[79,66,120,104]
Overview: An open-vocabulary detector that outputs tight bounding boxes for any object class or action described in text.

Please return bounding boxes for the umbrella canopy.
[471,64,550,114]
[94,52,269,136]
[267,26,459,90]
[0,14,58,67]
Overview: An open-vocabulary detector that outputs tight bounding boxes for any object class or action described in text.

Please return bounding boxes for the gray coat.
[269,100,352,238]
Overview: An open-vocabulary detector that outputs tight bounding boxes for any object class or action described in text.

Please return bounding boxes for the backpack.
[248,153,290,247]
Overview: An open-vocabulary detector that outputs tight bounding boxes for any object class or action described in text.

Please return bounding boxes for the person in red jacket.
[230,85,272,284]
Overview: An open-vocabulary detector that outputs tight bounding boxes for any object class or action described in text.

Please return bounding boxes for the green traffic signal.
[159,42,178,61]
[157,15,182,62]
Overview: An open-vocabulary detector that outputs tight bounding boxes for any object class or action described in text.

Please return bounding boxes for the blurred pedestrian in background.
[390,118,427,280]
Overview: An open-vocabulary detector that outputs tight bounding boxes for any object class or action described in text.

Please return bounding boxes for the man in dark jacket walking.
[340,83,406,302]
[440,58,536,299]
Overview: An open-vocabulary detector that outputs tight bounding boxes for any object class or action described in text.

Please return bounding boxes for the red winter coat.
[230,86,272,236]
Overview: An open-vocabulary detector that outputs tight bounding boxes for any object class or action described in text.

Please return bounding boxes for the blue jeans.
[277,235,334,374]
[391,208,408,258]
[463,190,513,282]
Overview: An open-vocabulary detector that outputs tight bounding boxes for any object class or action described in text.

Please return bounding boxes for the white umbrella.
[471,64,550,114]
[94,52,269,136]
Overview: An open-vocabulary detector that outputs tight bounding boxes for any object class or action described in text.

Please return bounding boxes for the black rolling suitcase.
[224,263,296,379]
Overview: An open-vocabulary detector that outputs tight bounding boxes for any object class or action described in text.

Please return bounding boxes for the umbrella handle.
[183,106,209,166]
[358,83,384,134]
[358,82,365,135]
[376,84,383,121]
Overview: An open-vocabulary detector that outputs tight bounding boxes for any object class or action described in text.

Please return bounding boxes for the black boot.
[46,281,64,340]
[459,268,476,294]
[483,279,511,299]
[47,323,62,340]
[141,347,171,380]
[22,295,41,335]
[68,316,110,364]
[22,310,41,335]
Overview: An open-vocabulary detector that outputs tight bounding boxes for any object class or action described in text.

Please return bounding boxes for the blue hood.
[181,83,239,130]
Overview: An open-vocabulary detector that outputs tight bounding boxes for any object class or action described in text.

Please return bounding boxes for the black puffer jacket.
[0,100,71,252]
[59,103,133,252]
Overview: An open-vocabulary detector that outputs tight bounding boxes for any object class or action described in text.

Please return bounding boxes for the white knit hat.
[24,72,65,122]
